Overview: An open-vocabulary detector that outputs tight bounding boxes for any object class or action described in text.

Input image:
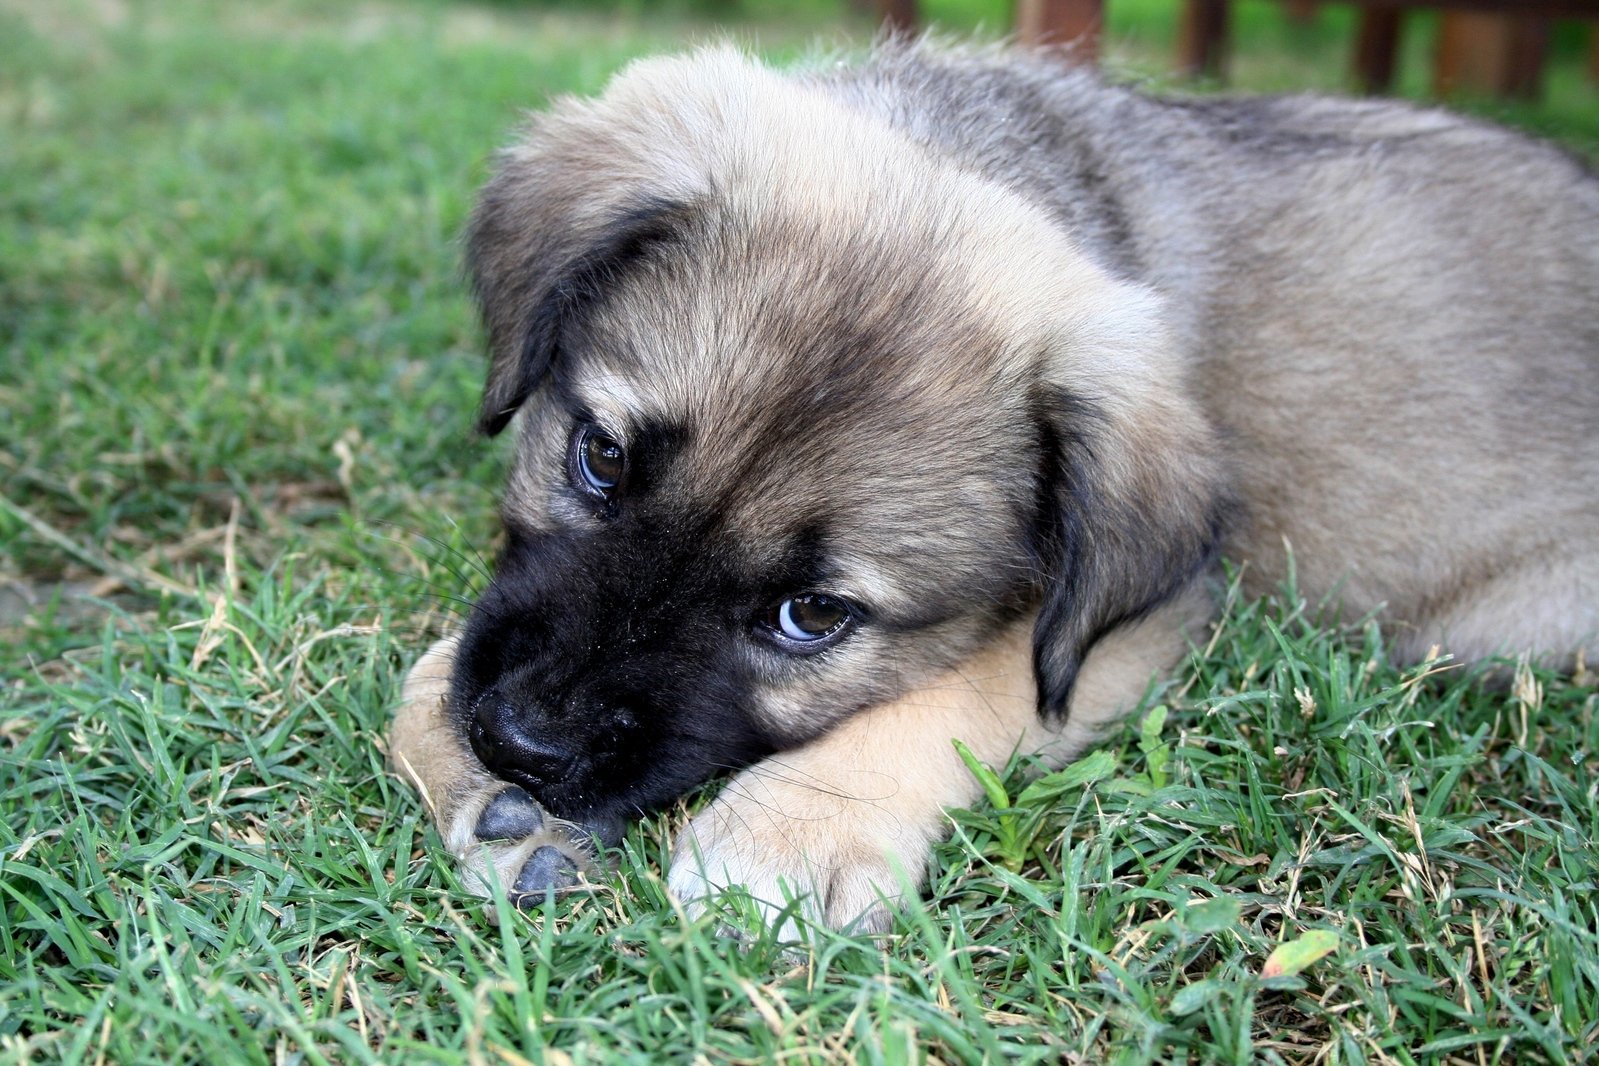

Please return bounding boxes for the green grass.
[2,0,1596,1062]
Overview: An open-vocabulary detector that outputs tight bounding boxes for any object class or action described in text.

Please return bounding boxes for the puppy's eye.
[573,425,625,497]
[762,593,854,649]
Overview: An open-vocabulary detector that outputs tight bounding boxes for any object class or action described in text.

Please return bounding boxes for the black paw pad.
[512,845,581,900]
[474,787,544,841]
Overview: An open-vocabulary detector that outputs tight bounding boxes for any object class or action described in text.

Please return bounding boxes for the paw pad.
[474,786,544,841]
[512,845,582,900]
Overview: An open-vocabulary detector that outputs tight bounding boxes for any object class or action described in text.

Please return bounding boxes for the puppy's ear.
[1030,285,1227,719]
[466,171,687,435]
[462,47,790,434]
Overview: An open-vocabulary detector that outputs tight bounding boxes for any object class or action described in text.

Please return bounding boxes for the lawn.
[2,0,1596,1062]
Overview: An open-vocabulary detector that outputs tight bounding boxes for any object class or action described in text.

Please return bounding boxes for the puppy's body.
[390,43,1598,927]
[829,47,1599,661]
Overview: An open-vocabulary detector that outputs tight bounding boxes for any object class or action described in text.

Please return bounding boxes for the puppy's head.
[452,47,1222,833]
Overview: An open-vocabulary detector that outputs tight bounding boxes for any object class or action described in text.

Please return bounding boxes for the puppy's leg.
[1393,550,1599,669]
[668,583,1212,933]
[390,636,596,899]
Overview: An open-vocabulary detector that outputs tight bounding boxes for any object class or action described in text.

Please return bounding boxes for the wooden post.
[877,0,917,36]
[1502,17,1551,98]
[1016,0,1105,62]
[1435,12,1550,100]
[1179,0,1231,81]
[1354,8,1403,93]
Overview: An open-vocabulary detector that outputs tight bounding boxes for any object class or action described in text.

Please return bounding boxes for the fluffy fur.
[390,41,1599,929]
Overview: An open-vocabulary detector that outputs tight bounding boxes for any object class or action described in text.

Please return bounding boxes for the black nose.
[468,692,578,783]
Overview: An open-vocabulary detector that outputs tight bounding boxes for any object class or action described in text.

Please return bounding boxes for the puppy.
[390,41,1598,931]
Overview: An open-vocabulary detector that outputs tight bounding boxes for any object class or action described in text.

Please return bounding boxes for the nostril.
[470,693,578,782]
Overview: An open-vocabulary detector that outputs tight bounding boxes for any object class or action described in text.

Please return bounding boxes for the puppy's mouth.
[478,758,630,848]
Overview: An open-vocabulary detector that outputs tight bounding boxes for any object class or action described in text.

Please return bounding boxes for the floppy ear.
[1029,287,1228,719]
[465,168,688,436]
[462,48,779,435]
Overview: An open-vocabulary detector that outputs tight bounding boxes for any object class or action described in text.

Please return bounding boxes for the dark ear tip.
[1034,674,1077,722]
[1032,633,1080,722]
[477,408,514,437]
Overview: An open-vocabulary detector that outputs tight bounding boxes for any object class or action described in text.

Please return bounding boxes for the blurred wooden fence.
[875,0,1599,99]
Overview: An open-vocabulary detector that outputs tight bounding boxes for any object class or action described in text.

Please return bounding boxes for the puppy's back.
[822,44,1599,657]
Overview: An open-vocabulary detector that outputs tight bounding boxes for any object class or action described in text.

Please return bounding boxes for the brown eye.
[766,593,853,646]
[576,427,625,495]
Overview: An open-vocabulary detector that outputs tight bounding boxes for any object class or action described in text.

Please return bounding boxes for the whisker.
[364,518,494,584]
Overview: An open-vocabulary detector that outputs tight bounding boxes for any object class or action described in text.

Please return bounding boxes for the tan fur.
[670,584,1212,932]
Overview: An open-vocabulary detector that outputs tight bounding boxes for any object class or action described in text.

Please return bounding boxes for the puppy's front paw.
[449,784,592,903]
[667,760,944,936]
[665,621,1047,936]
[390,637,597,906]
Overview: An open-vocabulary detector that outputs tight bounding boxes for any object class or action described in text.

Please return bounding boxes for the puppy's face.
[453,204,1044,831]
[451,50,1223,834]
